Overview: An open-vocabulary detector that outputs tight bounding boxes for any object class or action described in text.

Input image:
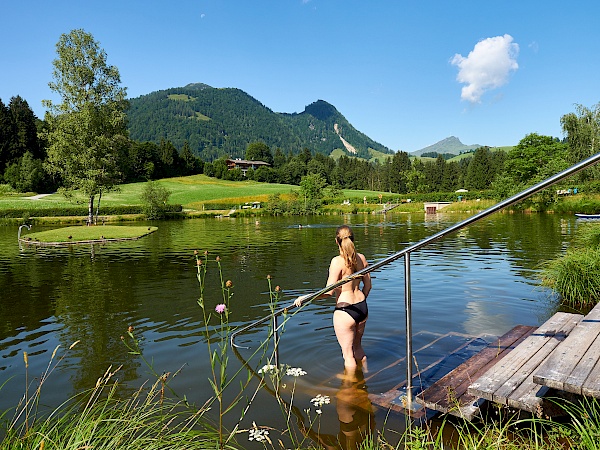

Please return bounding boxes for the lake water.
[0,212,579,445]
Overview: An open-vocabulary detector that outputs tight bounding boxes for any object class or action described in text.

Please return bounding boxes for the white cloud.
[451,34,519,103]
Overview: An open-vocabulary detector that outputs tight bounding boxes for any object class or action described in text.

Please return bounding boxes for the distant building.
[226,159,271,176]
[424,202,451,214]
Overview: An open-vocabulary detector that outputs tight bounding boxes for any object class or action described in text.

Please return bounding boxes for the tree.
[9,96,41,160]
[4,152,49,193]
[561,102,600,180]
[493,133,568,199]
[389,151,411,193]
[0,98,15,173]
[43,29,129,224]
[181,141,202,175]
[245,141,273,165]
[141,181,172,219]
[299,173,327,200]
[465,147,493,190]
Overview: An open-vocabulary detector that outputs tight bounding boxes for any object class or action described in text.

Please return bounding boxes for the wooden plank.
[534,305,600,392]
[563,333,600,395]
[417,325,535,417]
[468,312,581,403]
[581,345,600,397]
[495,313,579,404]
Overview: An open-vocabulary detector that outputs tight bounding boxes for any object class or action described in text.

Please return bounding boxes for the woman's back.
[334,252,368,304]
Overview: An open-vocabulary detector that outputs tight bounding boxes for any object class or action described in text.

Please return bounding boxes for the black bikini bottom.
[335,300,368,324]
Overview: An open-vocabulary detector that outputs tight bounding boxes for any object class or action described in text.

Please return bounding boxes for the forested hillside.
[127,83,392,161]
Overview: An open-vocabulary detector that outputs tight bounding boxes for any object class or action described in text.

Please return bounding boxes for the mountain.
[127,83,392,161]
[411,136,483,157]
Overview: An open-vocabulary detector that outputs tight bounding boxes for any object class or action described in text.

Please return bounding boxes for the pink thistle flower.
[215,304,226,314]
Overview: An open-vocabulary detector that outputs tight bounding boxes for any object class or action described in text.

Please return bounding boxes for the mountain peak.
[302,100,339,122]
[184,82,213,91]
[411,136,483,156]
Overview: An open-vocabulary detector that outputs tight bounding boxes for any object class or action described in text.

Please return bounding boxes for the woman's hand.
[294,294,310,307]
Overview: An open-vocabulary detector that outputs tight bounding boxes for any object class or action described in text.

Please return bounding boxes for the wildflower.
[311,394,331,408]
[194,250,198,255]
[215,304,226,314]
[204,250,208,256]
[316,409,322,414]
[275,285,281,292]
[128,325,134,333]
[258,364,278,374]
[226,280,233,288]
[286,367,307,377]
[248,423,269,442]
[267,274,272,279]
[216,256,221,262]
[196,259,202,266]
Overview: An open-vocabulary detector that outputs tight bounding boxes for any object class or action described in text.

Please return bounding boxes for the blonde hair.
[336,225,357,272]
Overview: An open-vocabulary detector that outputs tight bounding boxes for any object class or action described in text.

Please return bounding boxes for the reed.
[540,223,600,308]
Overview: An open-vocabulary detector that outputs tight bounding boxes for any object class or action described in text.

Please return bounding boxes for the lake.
[0,212,578,444]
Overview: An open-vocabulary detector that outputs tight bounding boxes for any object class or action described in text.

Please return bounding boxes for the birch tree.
[44,29,128,224]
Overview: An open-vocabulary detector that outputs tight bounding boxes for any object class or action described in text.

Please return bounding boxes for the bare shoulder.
[330,255,344,268]
[358,252,369,267]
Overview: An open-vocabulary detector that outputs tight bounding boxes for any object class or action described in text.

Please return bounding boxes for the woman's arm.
[294,257,341,307]
[359,254,372,299]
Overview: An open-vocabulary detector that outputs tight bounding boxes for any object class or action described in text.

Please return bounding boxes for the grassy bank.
[4,176,600,223]
[20,225,158,244]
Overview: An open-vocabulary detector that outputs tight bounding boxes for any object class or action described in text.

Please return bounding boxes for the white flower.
[316,409,322,414]
[310,394,331,408]
[258,364,277,374]
[285,367,307,377]
[248,423,269,442]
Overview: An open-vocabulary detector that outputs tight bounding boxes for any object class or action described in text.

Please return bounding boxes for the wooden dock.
[370,304,600,421]
[467,311,582,415]
[533,304,600,397]
[416,324,536,420]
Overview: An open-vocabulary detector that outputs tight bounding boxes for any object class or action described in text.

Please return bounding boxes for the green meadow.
[0,175,394,213]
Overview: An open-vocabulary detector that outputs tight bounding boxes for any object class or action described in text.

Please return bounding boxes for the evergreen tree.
[0,99,14,173]
[181,140,202,174]
[465,147,493,190]
[389,151,411,193]
[9,96,41,160]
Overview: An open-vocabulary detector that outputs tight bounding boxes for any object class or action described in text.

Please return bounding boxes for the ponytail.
[336,225,357,272]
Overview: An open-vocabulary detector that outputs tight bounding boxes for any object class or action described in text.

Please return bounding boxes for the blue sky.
[2,1,599,153]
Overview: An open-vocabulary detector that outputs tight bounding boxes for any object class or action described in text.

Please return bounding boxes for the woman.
[295,225,371,370]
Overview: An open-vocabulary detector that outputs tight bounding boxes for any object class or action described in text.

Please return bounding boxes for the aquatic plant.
[541,223,600,308]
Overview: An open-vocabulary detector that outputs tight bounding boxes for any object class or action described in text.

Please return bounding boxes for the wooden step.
[468,312,583,414]
[534,303,600,397]
[417,324,536,420]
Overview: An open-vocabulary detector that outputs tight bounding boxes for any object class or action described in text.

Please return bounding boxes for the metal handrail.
[230,152,600,408]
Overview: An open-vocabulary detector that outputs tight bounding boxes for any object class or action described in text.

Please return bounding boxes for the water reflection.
[303,367,374,450]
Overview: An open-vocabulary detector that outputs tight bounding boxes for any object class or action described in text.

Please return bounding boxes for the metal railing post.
[404,252,413,409]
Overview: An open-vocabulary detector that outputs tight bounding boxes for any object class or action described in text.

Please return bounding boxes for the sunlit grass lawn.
[0,175,393,211]
[23,225,158,243]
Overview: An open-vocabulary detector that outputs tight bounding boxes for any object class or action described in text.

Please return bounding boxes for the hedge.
[0,204,182,218]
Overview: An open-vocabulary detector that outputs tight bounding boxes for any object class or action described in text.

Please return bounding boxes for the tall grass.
[541,222,600,308]
[0,343,222,450]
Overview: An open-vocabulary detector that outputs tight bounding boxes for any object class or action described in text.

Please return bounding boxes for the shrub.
[141,181,172,219]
